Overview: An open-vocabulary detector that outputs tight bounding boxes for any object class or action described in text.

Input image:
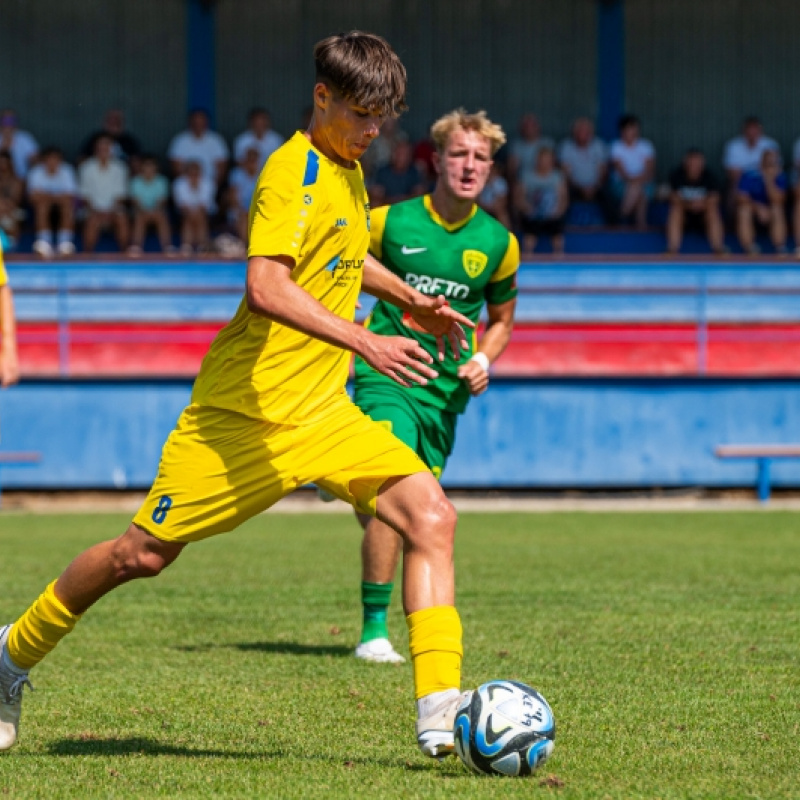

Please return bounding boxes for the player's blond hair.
[314,31,408,118]
[430,109,506,156]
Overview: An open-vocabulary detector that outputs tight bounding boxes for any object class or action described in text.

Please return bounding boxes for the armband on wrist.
[470,351,491,372]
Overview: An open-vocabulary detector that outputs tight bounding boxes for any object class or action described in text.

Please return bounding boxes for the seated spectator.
[128,155,173,256]
[724,116,779,207]
[79,134,130,252]
[169,109,230,187]
[0,151,24,247]
[508,113,554,181]
[370,140,426,207]
[559,117,609,208]
[666,148,725,255]
[233,108,283,171]
[173,161,214,255]
[413,129,437,188]
[81,109,142,172]
[610,114,655,229]
[736,149,787,255]
[226,147,260,244]
[478,162,511,229]
[789,135,800,257]
[360,117,407,182]
[26,147,78,257]
[514,145,568,256]
[0,110,38,181]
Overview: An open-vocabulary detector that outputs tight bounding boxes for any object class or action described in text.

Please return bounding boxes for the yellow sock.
[7,581,82,670]
[406,605,463,700]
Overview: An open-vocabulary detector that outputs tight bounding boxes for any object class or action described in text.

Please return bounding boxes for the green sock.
[360,581,394,643]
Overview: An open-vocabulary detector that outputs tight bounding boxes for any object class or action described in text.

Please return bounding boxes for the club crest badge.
[462,249,488,278]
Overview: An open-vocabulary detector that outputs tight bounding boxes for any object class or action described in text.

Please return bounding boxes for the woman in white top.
[172,160,215,255]
[610,114,655,230]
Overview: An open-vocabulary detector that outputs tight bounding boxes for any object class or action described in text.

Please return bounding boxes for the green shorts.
[353,383,457,479]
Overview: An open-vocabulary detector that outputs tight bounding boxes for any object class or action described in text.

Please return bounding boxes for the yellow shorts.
[133,398,428,544]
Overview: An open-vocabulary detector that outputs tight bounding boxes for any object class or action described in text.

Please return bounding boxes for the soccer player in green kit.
[353,109,519,662]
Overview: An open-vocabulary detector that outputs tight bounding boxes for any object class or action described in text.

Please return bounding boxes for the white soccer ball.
[453,680,555,776]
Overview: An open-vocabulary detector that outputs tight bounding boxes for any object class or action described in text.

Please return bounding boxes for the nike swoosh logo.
[401,246,427,255]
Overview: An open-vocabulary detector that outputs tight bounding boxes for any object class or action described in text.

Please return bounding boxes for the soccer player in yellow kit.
[0,32,471,759]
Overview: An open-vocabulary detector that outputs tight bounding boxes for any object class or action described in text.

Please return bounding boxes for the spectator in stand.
[478,161,511,229]
[0,151,24,248]
[81,109,141,172]
[27,147,78,257]
[508,113,553,180]
[360,116,407,182]
[559,117,609,211]
[79,134,130,252]
[723,116,779,203]
[226,146,261,243]
[173,160,214,255]
[168,109,230,186]
[128,155,173,256]
[413,128,437,189]
[514,145,568,256]
[233,108,284,171]
[0,110,38,181]
[370,139,426,207]
[736,148,787,255]
[666,148,725,255]
[610,114,655,230]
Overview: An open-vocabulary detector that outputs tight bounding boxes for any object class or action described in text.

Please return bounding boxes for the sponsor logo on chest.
[404,272,470,299]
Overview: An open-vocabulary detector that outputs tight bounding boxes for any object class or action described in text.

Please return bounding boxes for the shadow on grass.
[174,640,351,657]
[44,736,468,775]
[46,736,269,759]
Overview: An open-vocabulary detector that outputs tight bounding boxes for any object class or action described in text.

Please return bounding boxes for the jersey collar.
[423,194,477,232]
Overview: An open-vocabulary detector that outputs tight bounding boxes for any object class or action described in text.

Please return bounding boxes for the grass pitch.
[0,511,797,799]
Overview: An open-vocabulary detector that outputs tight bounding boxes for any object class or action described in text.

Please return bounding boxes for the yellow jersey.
[192,132,371,423]
[0,237,7,286]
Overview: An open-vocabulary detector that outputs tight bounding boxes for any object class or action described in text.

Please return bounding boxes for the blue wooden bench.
[0,452,42,507]
[715,444,800,502]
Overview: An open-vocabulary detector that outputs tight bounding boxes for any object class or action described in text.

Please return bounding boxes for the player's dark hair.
[314,31,408,118]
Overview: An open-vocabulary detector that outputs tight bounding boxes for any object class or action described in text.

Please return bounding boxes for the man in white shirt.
[724,116,779,188]
[610,114,656,230]
[508,112,554,180]
[233,108,284,171]
[27,148,78,257]
[0,110,38,181]
[168,109,230,186]
[79,135,129,252]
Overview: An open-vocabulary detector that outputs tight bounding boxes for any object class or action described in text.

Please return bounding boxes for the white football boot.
[354,637,405,664]
[0,625,33,752]
[415,688,472,758]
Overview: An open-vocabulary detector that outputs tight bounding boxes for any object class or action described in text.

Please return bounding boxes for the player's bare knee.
[414,494,457,546]
[111,525,181,581]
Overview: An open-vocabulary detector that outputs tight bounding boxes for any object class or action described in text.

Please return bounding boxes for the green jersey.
[355,194,519,414]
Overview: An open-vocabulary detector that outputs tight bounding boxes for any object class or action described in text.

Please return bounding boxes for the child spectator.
[559,117,609,206]
[226,147,260,244]
[736,149,787,254]
[79,135,129,252]
[233,108,283,171]
[128,155,173,256]
[478,162,511,229]
[27,147,78,257]
[173,160,214,255]
[514,145,568,256]
[0,152,24,248]
[370,140,425,207]
[168,109,229,187]
[81,109,142,172]
[666,148,725,255]
[0,110,38,181]
[610,114,655,229]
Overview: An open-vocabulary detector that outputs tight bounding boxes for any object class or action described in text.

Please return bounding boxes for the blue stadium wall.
[2,379,800,490]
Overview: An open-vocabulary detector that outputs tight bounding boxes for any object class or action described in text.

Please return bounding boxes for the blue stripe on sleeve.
[302,150,320,186]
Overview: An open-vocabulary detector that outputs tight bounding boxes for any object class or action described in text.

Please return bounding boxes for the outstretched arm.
[0,284,19,387]
[246,255,438,388]
[362,252,473,360]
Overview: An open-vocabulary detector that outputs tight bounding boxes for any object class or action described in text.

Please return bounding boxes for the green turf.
[0,511,798,799]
